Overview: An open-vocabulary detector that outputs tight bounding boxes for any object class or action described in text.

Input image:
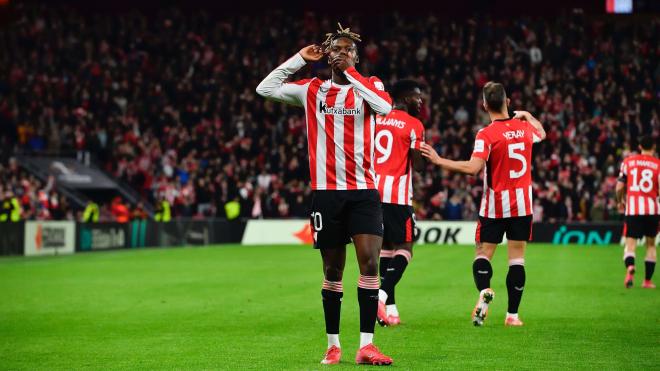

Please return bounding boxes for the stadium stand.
[0,4,657,221]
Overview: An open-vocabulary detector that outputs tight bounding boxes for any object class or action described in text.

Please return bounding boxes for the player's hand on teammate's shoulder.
[420,142,441,165]
[513,110,531,120]
[298,45,324,62]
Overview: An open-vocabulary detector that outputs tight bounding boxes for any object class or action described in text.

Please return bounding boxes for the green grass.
[0,243,658,370]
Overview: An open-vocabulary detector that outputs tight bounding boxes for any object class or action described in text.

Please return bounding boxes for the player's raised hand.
[420,142,441,165]
[513,110,531,121]
[298,45,324,62]
[331,54,353,72]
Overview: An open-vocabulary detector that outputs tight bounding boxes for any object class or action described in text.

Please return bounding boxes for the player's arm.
[410,123,426,172]
[615,181,626,205]
[420,143,485,176]
[615,161,627,211]
[255,45,323,106]
[342,69,392,115]
[513,110,546,142]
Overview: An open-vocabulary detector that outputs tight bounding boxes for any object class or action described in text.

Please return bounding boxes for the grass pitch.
[0,243,658,370]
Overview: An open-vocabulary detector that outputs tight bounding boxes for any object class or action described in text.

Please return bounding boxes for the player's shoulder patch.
[369,76,385,91]
[474,139,486,153]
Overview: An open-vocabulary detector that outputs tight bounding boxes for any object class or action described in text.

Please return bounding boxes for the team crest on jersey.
[319,102,362,115]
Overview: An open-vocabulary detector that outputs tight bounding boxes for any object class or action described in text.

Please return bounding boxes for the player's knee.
[324,266,343,282]
[475,244,494,260]
[360,256,379,276]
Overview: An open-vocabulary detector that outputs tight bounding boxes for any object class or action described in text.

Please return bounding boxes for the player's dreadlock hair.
[322,23,362,53]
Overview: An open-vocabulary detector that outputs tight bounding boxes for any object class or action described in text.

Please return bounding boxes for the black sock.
[386,288,395,305]
[473,258,493,291]
[379,256,392,284]
[380,255,395,304]
[645,261,656,280]
[506,265,526,314]
[624,256,635,270]
[321,289,342,334]
[381,255,409,303]
[357,287,378,333]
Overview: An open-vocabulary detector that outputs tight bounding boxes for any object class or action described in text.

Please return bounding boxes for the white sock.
[327,334,340,349]
[359,332,373,348]
[506,312,518,319]
[386,304,399,317]
[378,289,388,303]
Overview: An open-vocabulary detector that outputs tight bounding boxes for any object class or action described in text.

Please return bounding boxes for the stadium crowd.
[0,4,657,221]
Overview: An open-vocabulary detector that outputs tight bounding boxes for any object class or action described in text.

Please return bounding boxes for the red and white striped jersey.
[471,118,543,219]
[256,53,392,190]
[374,110,425,205]
[619,154,660,215]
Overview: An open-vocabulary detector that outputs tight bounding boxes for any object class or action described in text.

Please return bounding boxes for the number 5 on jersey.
[508,143,527,179]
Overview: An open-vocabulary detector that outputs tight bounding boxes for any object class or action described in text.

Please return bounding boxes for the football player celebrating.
[421,82,545,327]
[257,24,393,365]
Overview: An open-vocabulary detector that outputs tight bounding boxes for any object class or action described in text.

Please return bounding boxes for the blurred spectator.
[82,201,100,222]
[444,195,463,220]
[154,197,172,222]
[110,197,130,223]
[131,202,149,220]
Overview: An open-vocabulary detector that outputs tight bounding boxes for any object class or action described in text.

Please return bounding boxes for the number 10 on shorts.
[311,212,323,231]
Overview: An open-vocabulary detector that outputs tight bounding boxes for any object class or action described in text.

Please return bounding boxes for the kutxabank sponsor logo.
[319,102,362,116]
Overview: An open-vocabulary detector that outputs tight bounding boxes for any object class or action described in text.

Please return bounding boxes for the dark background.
[1,0,659,16]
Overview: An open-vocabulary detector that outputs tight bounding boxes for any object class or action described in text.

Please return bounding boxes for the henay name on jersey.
[503,130,525,140]
[375,117,406,129]
[318,101,363,115]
